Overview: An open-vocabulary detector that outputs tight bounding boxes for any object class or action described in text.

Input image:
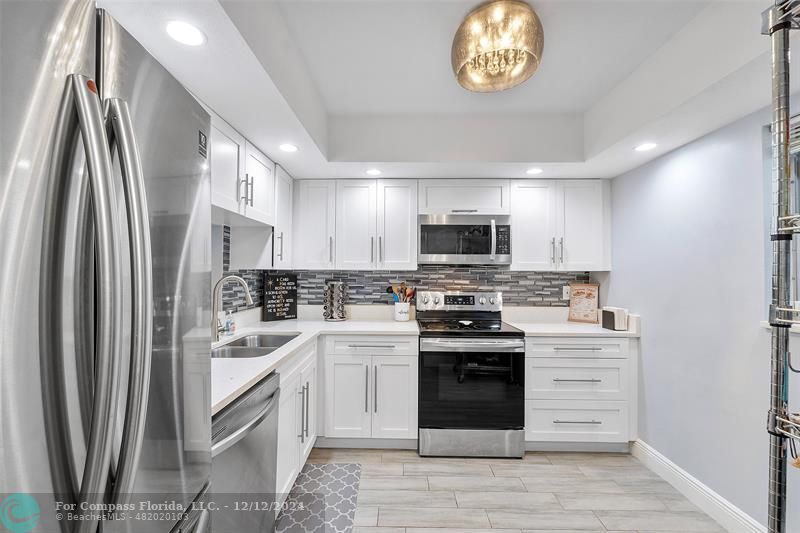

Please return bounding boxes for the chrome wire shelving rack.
[763,2,800,532]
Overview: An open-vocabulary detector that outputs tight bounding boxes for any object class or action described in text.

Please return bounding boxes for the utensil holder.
[394,302,410,322]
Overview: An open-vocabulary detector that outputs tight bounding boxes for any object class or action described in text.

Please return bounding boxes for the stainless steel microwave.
[418,215,511,265]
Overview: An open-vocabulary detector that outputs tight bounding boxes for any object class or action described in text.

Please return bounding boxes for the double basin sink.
[212,333,300,359]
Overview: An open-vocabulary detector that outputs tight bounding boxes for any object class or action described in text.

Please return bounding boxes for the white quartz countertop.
[508,321,640,338]
[211,319,419,416]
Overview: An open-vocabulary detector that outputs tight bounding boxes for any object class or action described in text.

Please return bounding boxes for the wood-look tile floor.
[307,448,727,533]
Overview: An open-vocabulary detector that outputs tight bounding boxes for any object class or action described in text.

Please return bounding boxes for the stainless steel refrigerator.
[1,1,212,532]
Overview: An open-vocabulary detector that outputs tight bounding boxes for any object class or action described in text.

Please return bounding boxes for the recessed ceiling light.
[366,169,382,176]
[279,143,298,153]
[526,167,543,175]
[635,142,657,152]
[166,21,206,46]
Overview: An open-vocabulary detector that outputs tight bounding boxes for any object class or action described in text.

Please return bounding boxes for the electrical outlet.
[563,285,570,300]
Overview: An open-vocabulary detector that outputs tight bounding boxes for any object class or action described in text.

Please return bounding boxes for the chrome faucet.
[212,275,254,342]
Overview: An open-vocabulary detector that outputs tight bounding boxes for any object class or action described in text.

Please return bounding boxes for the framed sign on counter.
[568,282,600,324]
[263,273,297,321]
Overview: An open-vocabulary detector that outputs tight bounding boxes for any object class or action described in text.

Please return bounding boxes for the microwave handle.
[490,219,496,261]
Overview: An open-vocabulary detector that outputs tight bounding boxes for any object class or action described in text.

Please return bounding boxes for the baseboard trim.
[526,441,630,453]
[315,437,417,450]
[631,439,765,533]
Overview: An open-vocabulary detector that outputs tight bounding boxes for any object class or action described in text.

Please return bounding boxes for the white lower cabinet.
[525,337,635,444]
[275,346,317,501]
[323,336,418,440]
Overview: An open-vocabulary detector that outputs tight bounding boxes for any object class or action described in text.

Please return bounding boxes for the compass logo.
[0,493,40,533]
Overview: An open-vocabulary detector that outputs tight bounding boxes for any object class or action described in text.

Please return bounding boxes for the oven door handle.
[421,338,525,353]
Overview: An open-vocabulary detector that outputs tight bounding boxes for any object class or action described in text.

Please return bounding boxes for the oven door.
[418,337,525,430]
[418,215,511,265]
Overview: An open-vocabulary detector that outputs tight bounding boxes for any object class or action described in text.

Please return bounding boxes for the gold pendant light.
[451,0,544,92]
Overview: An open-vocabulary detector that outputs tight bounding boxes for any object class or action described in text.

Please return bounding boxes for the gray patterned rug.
[275,463,361,533]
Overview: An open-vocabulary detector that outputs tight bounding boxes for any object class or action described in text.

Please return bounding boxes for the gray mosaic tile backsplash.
[221,225,591,312]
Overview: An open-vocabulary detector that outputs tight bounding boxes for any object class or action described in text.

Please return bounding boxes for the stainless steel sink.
[224,333,300,349]
[212,346,277,359]
[212,333,300,359]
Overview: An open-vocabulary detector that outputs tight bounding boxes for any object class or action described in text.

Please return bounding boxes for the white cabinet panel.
[377,179,417,271]
[372,356,418,439]
[525,358,628,401]
[299,356,317,461]
[526,337,630,359]
[324,335,418,357]
[324,355,372,438]
[294,180,336,269]
[559,180,607,271]
[336,180,377,270]
[210,118,245,214]
[510,180,557,271]
[525,400,628,443]
[243,142,275,226]
[273,166,293,269]
[276,372,302,499]
[419,179,510,215]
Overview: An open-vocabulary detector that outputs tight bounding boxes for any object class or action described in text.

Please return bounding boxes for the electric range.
[416,291,525,458]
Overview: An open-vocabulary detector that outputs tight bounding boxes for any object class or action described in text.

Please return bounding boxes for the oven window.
[419,351,524,430]
[420,225,492,255]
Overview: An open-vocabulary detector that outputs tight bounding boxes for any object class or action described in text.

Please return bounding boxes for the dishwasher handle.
[212,391,279,457]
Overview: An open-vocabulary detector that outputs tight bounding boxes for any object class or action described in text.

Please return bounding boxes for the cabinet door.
[558,180,608,271]
[210,118,245,214]
[273,166,293,269]
[510,180,557,271]
[372,356,418,439]
[377,179,417,271]
[243,142,275,225]
[294,180,336,269]
[276,374,301,499]
[335,180,377,270]
[299,355,317,462]
[418,179,510,215]
[324,355,372,438]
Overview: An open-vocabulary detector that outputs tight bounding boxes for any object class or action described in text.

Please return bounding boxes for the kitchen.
[2,1,799,532]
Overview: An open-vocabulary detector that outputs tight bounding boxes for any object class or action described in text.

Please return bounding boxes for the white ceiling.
[276,0,707,115]
[101,0,797,181]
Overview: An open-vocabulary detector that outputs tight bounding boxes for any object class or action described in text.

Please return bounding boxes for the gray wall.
[605,105,800,527]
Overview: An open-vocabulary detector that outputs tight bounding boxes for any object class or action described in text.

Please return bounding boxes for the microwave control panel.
[496,226,511,254]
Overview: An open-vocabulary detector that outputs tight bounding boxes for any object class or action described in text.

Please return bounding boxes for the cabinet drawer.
[526,358,627,400]
[324,335,418,356]
[526,337,629,359]
[525,400,628,443]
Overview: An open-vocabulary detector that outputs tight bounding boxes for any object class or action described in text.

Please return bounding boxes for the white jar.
[394,302,410,322]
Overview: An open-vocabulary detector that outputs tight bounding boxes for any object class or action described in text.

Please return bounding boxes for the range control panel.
[416,291,503,312]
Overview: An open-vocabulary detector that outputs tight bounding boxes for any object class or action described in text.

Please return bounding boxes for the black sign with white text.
[263,274,297,321]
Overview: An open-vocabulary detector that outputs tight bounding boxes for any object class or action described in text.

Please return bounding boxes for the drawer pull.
[553,419,602,425]
[348,344,397,349]
[553,346,602,352]
[552,378,602,383]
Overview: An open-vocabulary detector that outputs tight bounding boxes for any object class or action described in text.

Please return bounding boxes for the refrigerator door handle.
[105,98,154,504]
[40,74,122,531]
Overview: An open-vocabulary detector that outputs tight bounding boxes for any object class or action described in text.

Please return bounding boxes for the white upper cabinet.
[419,179,510,214]
[377,179,417,271]
[243,142,275,226]
[511,180,558,271]
[558,180,609,271]
[210,117,246,214]
[294,180,336,269]
[273,166,294,269]
[511,179,610,272]
[336,180,378,270]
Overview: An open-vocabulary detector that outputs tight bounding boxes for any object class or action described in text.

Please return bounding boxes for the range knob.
[433,296,441,305]
[489,297,496,305]
[422,295,430,304]
[479,297,487,305]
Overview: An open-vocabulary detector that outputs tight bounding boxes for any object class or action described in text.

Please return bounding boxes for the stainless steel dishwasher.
[211,372,280,533]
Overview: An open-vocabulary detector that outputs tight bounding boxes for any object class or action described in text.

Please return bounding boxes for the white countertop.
[509,321,640,338]
[211,319,419,415]
[211,317,638,416]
